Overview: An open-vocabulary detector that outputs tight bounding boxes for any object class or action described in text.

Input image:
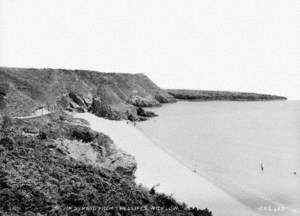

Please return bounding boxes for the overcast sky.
[0,0,299,99]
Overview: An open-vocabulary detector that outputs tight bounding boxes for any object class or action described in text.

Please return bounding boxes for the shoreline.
[138,100,300,216]
[75,112,260,216]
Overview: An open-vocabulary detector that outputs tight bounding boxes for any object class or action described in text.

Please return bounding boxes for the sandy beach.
[75,113,260,216]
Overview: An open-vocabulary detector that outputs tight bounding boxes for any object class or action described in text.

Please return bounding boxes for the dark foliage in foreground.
[0,114,212,216]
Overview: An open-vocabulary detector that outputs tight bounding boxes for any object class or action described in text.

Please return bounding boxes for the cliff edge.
[0,67,175,120]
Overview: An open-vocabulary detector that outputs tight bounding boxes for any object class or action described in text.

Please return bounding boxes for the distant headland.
[167,89,287,101]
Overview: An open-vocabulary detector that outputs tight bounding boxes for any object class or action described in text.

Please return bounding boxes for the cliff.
[167,89,287,101]
[0,67,213,215]
[0,67,175,120]
[0,67,287,121]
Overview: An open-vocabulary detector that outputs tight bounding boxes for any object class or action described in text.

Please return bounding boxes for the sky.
[0,0,299,99]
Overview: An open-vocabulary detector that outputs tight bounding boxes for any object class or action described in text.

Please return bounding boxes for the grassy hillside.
[0,113,212,216]
[167,89,287,101]
[0,67,175,119]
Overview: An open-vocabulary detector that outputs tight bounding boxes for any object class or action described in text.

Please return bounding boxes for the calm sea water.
[138,101,300,216]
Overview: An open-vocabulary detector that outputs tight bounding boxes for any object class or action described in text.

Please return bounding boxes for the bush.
[71,129,95,143]
[155,193,178,208]
[189,207,212,216]
[37,131,47,140]
[0,137,15,150]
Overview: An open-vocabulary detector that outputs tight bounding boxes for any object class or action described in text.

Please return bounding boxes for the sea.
[137,100,300,216]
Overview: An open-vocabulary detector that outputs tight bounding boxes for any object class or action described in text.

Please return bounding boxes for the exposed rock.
[136,107,157,117]
[127,95,161,107]
[57,93,89,113]
[89,98,121,120]
[155,94,176,103]
[68,92,86,107]
[82,93,93,107]
[48,129,137,176]
[67,92,93,111]
[60,139,99,164]
[102,150,137,176]
[127,113,138,122]
[57,95,79,112]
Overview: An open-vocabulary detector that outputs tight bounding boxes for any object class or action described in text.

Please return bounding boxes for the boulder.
[57,94,87,112]
[68,92,86,107]
[103,150,137,176]
[89,98,121,120]
[82,93,93,108]
[136,107,157,117]
[127,113,138,122]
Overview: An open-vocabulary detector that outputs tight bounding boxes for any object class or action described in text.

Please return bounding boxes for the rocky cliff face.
[0,67,175,119]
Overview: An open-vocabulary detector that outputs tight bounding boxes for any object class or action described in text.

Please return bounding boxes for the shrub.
[37,131,47,140]
[154,193,178,208]
[0,137,15,150]
[71,129,95,143]
[189,207,212,216]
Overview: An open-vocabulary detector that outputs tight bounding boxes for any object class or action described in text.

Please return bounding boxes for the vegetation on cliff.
[167,89,287,101]
[0,67,175,120]
[0,113,212,216]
